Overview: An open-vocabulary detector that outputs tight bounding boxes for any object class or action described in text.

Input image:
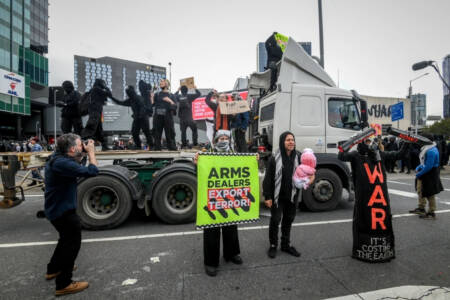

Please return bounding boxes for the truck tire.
[302,169,342,211]
[152,172,196,224]
[77,175,132,230]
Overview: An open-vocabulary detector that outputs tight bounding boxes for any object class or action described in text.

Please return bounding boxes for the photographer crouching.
[44,133,98,296]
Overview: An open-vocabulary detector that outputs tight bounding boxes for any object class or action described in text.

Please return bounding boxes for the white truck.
[248,37,369,211]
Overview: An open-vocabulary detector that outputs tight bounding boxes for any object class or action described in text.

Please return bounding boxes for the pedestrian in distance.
[409,133,444,219]
[152,79,177,150]
[44,134,98,296]
[28,137,43,187]
[175,85,201,149]
[193,130,243,277]
[264,131,310,259]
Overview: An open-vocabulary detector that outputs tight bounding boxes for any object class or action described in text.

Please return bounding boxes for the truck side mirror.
[360,100,369,128]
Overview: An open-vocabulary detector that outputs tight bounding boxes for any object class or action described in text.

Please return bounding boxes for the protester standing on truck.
[58,81,83,135]
[110,85,153,150]
[175,85,201,148]
[263,131,307,259]
[138,80,154,148]
[205,90,231,134]
[204,93,217,145]
[44,134,98,296]
[152,79,177,150]
[193,130,243,276]
[230,93,249,153]
[81,78,112,151]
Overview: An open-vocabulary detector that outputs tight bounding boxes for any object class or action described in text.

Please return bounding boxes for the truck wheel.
[302,169,342,211]
[152,172,196,224]
[77,176,132,230]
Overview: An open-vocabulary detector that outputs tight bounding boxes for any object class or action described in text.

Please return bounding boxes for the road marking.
[388,189,417,198]
[387,180,411,186]
[1,210,450,249]
[441,177,450,181]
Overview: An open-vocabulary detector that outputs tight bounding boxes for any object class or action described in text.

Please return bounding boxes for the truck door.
[326,96,362,153]
[290,84,325,152]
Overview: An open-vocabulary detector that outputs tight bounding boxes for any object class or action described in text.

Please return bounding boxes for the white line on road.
[387,180,411,186]
[388,189,417,198]
[0,194,43,199]
[441,177,450,181]
[1,210,450,249]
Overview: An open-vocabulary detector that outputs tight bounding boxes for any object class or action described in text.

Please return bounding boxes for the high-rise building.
[443,54,450,118]
[68,55,166,134]
[0,0,49,139]
[411,93,426,126]
[256,41,312,72]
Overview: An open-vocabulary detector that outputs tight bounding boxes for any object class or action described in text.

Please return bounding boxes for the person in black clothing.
[399,140,411,174]
[175,85,201,148]
[338,137,408,262]
[385,137,398,172]
[58,81,83,135]
[265,32,284,91]
[152,79,177,150]
[264,131,311,258]
[44,134,98,296]
[230,94,250,153]
[193,130,242,276]
[205,90,231,133]
[110,85,153,150]
[81,79,112,150]
[138,80,154,147]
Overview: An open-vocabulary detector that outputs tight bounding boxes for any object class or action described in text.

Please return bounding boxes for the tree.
[423,118,450,138]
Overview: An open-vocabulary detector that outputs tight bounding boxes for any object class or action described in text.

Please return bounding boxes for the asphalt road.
[1,171,450,299]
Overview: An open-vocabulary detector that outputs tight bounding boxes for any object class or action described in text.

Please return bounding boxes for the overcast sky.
[48,0,450,116]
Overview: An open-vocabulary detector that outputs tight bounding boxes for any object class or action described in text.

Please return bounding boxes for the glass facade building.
[0,0,48,119]
[411,93,426,126]
[443,55,450,118]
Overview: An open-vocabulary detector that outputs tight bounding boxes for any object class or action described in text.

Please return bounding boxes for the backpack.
[78,91,91,116]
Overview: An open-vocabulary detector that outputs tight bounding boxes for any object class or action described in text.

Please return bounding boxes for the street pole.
[408,73,429,135]
[168,62,172,92]
[318,0,324,68]
[53,89,58,145]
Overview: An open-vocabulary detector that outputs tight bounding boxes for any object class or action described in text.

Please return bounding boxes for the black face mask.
[368,143,381,162]
[357,143,369,156]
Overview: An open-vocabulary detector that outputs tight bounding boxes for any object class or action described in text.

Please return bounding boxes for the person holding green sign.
[264,132,313,259]
[194,130,242,277]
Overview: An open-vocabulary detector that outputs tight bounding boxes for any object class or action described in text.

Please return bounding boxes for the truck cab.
[249,37,367,211]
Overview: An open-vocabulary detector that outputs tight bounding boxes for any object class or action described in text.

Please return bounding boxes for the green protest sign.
[196,153,260,229]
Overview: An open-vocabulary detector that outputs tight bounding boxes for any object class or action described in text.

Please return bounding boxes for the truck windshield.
[328,98,361,130]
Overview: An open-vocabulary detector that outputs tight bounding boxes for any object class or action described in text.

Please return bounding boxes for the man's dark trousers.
[61,117,83,135]
[153,113,176,150]
[47,210,81,290]
[203,225,240,267]
[180,118,198,146]
[234,129,247,153]
[269,197,296,247]
[132,117,153,149]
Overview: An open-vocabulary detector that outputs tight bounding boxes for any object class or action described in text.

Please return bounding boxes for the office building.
[411,93,426,127]
[443,54,450,118]
[257,41,312,72]
[0,0,49,139]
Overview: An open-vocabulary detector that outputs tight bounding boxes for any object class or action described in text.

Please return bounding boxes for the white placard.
[0,69,25,98]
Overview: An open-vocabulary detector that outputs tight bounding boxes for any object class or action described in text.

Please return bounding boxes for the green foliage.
[423,118,450,137]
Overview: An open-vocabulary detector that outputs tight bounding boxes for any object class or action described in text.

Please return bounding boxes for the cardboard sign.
[196,153,260,229]
[192,97,214,120]
[219,100,250,115]
[180,77,195,89]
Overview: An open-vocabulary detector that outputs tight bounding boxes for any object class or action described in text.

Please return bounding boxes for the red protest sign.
[192,97,214,120]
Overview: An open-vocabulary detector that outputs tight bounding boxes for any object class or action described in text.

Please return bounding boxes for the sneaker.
[281,246,301,257]
[419,212,436,220]
[225,255,243,265]
[267,245,277,259]
[55,281,88,296]
[409,207,426,214]
[204,265,217,277]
